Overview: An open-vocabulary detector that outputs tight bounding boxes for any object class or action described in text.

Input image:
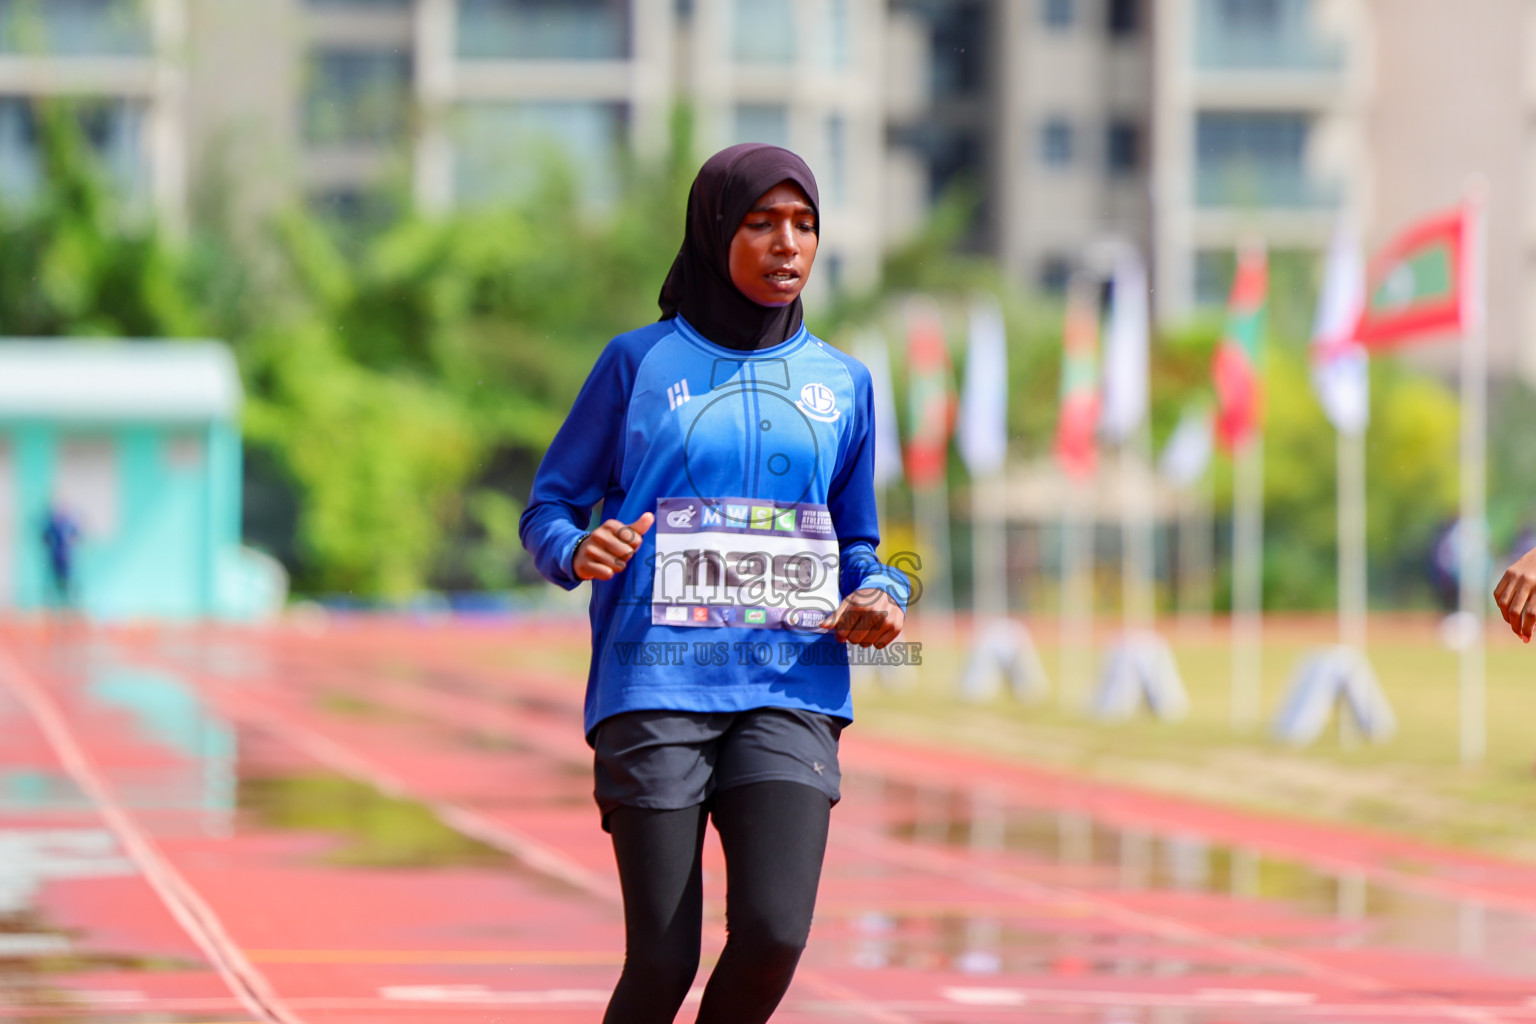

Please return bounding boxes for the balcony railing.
[453,100,625,206]
[1193,0,1342,72]
[457,0,630,61]
[1195,161,1337,209]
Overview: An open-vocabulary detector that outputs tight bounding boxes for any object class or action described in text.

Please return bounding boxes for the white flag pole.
[973,476,1006,618]
[1337,427,1368,653]
[1309,214,1371,656]
[1180,480,1215,630]
[1458,177,1489,764]
[1091,246,1187,722]
[1056,275,1100,710]
[1231,431,1265,730]
[960,298,1010,624]
[1123,428,1156,633]
[1105,250,1155,634]
[1059,478,1093,710]
[1274,213,1384,747]
[1224,240,1268,732]
[1162,408,1215,631]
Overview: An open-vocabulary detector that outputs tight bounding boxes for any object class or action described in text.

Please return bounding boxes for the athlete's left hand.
[821,588,904,648]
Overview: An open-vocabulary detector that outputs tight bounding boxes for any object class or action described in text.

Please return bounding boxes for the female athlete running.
[520,143,907,1024]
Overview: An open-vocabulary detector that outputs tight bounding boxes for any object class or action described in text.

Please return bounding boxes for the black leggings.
[602,781,832,1024]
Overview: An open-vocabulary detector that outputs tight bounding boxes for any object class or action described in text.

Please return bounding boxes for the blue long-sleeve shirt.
[520,315,909,735]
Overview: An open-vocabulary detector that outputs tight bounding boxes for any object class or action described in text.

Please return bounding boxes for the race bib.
[652,496,840,630]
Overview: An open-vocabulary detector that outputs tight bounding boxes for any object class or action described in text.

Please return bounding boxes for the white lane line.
[942,986,1028,1006]
[0,645,303,1024]
[380,985,610,1005]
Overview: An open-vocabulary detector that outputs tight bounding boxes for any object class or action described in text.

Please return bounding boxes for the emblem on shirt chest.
[795,382,840,423]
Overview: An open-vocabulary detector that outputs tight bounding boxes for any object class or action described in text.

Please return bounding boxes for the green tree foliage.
[0,101,200,336]
[239,124,694,596]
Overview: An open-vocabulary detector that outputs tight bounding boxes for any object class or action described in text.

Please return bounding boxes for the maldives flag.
[1354,206,1467,348]
[1055,279,1100,478]
[1212,244,1268,453]
[905,303,954,490]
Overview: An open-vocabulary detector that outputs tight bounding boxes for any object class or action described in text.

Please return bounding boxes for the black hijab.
[658,143,821,351]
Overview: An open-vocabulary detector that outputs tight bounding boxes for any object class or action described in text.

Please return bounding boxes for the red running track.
[3,619,1536,1023]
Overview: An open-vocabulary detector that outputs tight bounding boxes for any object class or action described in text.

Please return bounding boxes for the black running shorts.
[592,707,843,830]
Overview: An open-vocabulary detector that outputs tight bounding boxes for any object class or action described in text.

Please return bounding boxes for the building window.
[1195,0,1341,71]
[733,0,795,64]
[930,1,987,99]
[0,97,145,203]
[1042,0,1074,29]
[828,0,851,68]
[1217,0,1281,27]
[1039,255,1073,295]
[1197,111,1308,164]
[1195,110,1326,206]
[458,0,630,61]
[733,104,789,149]
[824,252,844,295]
[1196,111,1313,206]
[1040,118,1074,168]
[304,49,411,147]
[1106,119,1141,175]
[308,187,398,229]
[826,114,847,207]
[891,122,985,213]
[306,0,409,8]
[1107,0,1141,37]
[0,0,150,56]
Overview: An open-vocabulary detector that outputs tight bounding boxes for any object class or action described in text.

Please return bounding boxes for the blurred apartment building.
[3,0,1533,374]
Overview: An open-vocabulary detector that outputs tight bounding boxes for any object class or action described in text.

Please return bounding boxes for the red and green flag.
[905,305,954,490]
[1054,279,1100,478]
[1354,206,1467,348]
[1213,244,1268,453]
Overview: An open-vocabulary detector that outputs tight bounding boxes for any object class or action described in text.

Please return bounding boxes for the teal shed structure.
[0,340,267,621]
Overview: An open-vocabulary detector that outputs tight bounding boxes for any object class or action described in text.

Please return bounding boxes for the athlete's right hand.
[574,512,654,581]
[1495,543,1536,642]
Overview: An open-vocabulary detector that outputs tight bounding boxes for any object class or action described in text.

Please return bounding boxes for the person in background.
[41,502,80,615]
